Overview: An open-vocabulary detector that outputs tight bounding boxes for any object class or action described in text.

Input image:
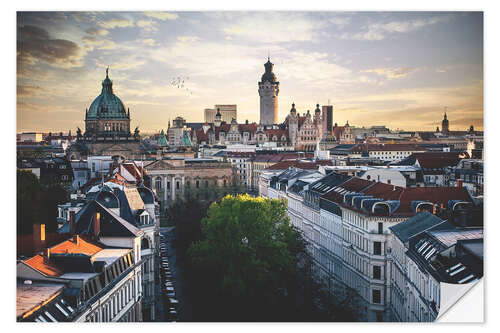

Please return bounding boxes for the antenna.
[268,50,270,61]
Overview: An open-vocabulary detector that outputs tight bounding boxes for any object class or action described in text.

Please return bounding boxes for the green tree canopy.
[187,194,305,320]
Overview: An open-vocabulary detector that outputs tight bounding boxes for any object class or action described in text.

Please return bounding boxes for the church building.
[68,69,142,160]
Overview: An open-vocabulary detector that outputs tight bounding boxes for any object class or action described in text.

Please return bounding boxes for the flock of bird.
[170,76,193,96]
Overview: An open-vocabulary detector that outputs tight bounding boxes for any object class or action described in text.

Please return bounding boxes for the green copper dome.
[86,68,128,120]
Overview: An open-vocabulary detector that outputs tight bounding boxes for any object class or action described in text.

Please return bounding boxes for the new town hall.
[179,58,348,151]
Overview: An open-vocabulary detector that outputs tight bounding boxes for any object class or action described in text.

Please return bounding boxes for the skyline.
[17,11,483,133]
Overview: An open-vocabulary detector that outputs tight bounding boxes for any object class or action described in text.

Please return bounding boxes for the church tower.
[258,57,279,125]
[442,112,450,135]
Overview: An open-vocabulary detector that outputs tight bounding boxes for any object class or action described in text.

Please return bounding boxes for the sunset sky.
[16,11,483,134]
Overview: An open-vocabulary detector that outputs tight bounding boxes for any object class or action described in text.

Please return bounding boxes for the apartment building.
[17,204,144,322]
[260,170,476,321]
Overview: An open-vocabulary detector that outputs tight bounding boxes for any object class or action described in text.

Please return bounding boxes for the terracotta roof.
[238,123,258,133]
[24,236,104,277]
[265,129,289,140]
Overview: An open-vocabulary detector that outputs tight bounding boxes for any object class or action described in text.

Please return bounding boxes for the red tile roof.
[24,236,104,277]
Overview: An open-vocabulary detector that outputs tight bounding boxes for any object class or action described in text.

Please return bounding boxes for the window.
[373,265,381,279]
[167,181,171,190]
[372,289,381,304]
[176,181,180,189]
[196,180,200,188]
[61,175,69,181]
[155,178,162,191]
[378,223,383,234]
[374,242,382,255]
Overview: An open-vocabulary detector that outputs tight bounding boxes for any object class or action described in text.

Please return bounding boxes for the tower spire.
[106,66,109,78]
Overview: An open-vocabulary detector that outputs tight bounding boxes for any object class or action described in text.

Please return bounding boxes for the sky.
[16,11,483,134]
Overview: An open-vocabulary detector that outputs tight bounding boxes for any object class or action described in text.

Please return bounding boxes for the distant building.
[19,132,43,143]
[441,112,450,135]
[204,104,237,123]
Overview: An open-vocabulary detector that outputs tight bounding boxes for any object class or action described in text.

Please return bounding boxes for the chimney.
[43,248,51,264]
[457,179,463,188]
[93,212,101,239]
[73,234,80,246]
[32,224,46,254]
[69,211,75,235]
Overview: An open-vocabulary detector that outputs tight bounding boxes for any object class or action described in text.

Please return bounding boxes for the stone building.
[260,171,476,321]
[145,158,233,211]
[283,103,323,150]
[258,57,280,125]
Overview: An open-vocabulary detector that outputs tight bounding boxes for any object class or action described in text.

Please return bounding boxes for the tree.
[185,194,357,322]
[17,170,69,235]
[17,170,43,235]
[186,194,306,321]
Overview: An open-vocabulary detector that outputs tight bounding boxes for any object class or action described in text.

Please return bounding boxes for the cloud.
[221,12,325,43]
[144,12,179,21]
[99,18,134,29]
[339,15,452,41]
[363,67,416,79]
[71,12,96,23]
[329,17,351,28]
[81,35,117,51]
[278,51,352,87]
[136,19,158,32]
[176,36,199,43]
[142,38,157,46]
[17,25,86,69]
[17,84,46,97]
[86,27,109,36]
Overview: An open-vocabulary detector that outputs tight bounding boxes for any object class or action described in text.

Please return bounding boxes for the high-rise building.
[258,57,279,125]
[204,104,237,123]
[322,105,333,136]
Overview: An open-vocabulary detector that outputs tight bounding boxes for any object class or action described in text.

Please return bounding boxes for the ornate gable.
[145,159,176,170]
